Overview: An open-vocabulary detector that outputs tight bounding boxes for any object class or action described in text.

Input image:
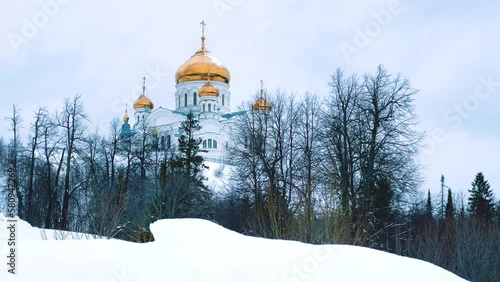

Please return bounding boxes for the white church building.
[120,23,271,163]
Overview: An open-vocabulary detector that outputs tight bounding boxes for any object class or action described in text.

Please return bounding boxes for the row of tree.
[1,65,499,281]
[0,95,211,239]
[429,173,496,222]
[417,173,499,281]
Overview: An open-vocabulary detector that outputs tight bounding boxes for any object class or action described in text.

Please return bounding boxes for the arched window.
[184,93,187,107]
[222,94,225,106]
[193,92,197,106]
[166,135,171,149]
[203,139,218,149]
[160,136,165,149]
[203,104,206,112]
[208,104,211,112]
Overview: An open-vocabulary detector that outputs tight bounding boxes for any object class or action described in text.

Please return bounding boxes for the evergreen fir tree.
[175,111,206,176]
[149,111,213,221]
[373,177,394,222]
[468,172,494,220]
[173,111,212,218]
[459,199,465,219]
[445,188,455,221]
[425,189,433,220]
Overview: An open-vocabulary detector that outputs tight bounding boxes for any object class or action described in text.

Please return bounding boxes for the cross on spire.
[200,20,206,37]
[200,20,207,49]
[260,80,264,97]
[142,77,146,96]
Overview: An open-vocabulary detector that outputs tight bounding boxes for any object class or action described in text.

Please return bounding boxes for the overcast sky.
[1,0,499,201]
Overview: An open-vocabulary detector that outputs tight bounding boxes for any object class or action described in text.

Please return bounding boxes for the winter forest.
[1,66,499,281]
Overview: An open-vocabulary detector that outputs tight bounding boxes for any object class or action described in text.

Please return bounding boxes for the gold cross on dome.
[200,20,206,37]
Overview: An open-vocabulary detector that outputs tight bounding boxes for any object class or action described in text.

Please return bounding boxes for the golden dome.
[175,36,230,84]
[252,97,272,111]
[151,128,158,137]
[199,81,219,97]
[123,110,129,121]
[133,94,154,110]
[253,80,271,111]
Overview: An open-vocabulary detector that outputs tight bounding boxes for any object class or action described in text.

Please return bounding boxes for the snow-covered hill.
[0,215,467,282]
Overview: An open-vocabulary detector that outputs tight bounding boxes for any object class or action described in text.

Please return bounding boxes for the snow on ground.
[0,215,467,282]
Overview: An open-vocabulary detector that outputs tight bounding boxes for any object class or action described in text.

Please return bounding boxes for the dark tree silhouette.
[468,172,494,220]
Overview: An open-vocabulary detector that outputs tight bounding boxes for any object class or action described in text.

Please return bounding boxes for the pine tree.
[459,199,465,219]
[445,188,455,221]
[373,177,394,222]
[173,111,212,218]
[468,172,494,220]
[175,111,206,176]
[425,189,433,220]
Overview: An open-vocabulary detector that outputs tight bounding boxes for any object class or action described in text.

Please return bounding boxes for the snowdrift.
[0,215,467,282]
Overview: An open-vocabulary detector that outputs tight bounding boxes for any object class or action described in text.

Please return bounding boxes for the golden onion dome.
[252,97,272,111]
[133,94,154,110]
[199,81,219,97]
[123,110,129,121]
[253,80,271,111]
[175,36,230,84]
[151,128,158,137]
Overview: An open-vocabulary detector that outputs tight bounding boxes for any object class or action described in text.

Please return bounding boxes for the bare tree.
[57,95,88,230]
[25,107,49,223]
[294,93,322,241]
[321,66,423,246]
[83,120,131,238]
[230,91,299,238]
[358,65,423,213]
[102,118,121,186]
[5,105,24,217]
[322,69,360,215]
[320,69,366,244]
[229,101,269,234]
[38,111,63,228]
